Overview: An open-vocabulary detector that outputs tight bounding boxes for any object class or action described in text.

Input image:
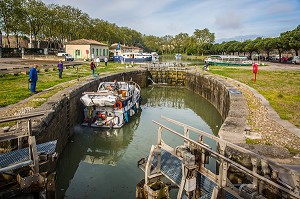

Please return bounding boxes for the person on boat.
[28,64,39,94]
[113,79,120,91]
[57,60,63,78]
[90,60,96,77]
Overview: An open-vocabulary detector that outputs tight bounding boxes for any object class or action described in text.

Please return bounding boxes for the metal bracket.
[17,173,46,189]
[251,157,258,188]
[218,142,226,155]
[184,126,189,147]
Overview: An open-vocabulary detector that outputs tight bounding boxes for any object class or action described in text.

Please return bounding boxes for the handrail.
[152,117,300,198]
[160,116,299,174]
[0,110,52,123]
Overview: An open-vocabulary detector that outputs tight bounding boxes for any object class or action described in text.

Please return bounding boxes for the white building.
[65,39,109,60]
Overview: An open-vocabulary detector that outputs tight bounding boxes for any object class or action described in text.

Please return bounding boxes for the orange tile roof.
[66,39,107,46]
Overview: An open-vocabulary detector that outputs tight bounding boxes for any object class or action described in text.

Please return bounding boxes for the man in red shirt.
[90,60,96,77]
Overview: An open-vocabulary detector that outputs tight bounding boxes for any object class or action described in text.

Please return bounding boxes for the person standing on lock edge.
[57,60,63,78]
[95,57,100,67]
[104,57,108,66]
[29,64,39,94]
[90,60,96,76]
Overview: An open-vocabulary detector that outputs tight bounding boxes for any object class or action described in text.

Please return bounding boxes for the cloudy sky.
[42,0,300,43]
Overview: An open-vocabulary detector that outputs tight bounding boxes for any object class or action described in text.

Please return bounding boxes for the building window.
[96,49,98,56]
[92,48,95,55]
[103,49,105,56]
[75,49,81,56]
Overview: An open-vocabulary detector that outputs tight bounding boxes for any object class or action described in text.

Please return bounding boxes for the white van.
[292,56,300,64]
[57,53,74,61]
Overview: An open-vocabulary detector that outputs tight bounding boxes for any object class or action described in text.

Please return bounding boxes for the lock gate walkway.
[0,111,58,198]
[137,116,300,199]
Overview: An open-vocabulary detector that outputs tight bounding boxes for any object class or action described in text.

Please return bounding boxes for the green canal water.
[55,86,223,199]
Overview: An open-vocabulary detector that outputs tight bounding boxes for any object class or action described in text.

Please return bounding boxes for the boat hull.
[113,55,152,62]
[80,81,142,129]
[207,61,252,66]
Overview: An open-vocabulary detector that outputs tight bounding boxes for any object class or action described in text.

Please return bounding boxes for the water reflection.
[142,86,223,135]
[55,111,141,198]
[55,87,223,199]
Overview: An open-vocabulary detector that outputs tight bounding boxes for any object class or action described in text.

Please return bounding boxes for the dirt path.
[238,61,300,71]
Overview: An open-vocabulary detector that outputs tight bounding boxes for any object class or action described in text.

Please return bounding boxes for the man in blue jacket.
[29,64,39,94]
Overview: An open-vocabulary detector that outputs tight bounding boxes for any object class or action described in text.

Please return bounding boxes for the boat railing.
[128,80,141,92]
[83,90,113,96]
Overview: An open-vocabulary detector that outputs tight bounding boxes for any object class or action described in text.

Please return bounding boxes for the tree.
[11,0,27,48]
[261,38,276,59]
[143,35,161,53]
[185,36,197,55]
[170,33,189,54]
[193,28,215,55]
[0,0,15,47]
[252,37,264,54]
[282,26,300,56]
[244,40,256,58]
[25,0,48,48]
[43,4,59,48]
[160,35,173,54]
[226,41,240,55]
[272,37,285,62]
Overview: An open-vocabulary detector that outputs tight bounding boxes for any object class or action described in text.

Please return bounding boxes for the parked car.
[292,56,300,64]
[57,53,74,61]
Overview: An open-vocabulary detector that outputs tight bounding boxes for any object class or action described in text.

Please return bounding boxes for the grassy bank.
[0,62,128,107]
[1,61,299,129]
[209,66,300,128]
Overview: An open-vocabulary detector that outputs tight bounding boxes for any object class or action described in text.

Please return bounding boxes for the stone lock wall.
[33,71,148,154]
[33,69,247,154]
[185,72,248,144]
[148,70,186,85]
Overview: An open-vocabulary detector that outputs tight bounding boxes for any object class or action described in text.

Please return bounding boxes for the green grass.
[0,62,129,107]
[1,61,300,129]
[209,66,300,127]
[285,146,300,155]
[246,138,261,145]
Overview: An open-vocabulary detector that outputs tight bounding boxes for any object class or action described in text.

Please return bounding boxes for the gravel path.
[238,61,300,71]
[214,62,300,163]
[226,78,300,159]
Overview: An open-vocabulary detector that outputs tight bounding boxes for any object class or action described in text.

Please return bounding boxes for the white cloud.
[214,12,243,30]
[41,0,300,42]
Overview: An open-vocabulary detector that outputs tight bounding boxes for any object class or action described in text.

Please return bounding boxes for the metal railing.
[143,116,300,199]
[0,111,50,173]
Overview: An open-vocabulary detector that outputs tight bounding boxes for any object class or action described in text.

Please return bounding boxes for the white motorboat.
[80,81,142,128]
[113,52,152,62]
